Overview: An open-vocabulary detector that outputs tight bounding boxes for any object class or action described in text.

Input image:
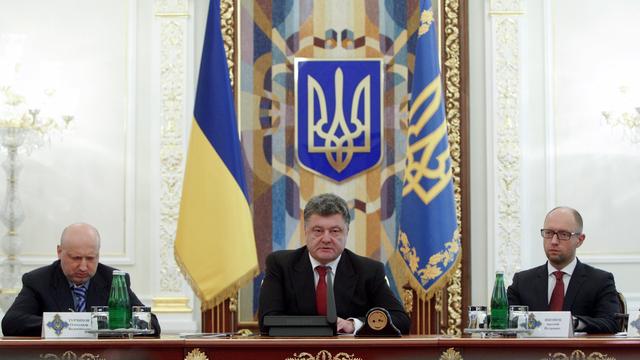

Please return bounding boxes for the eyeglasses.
[540,229,580,241]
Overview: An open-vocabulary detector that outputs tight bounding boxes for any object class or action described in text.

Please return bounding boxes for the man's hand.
[337,317,355,334]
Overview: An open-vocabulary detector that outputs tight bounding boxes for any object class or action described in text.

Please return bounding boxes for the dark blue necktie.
[73,286,87,312]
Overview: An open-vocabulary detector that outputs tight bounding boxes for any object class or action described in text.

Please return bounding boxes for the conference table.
[1,335,639,359]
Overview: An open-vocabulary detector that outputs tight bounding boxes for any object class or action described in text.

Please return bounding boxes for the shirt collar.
[547,257,577,276]
[308,252,342,273]
[68,279,91,289]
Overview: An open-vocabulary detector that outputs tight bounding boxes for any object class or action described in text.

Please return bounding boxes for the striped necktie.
[72,286,87,312]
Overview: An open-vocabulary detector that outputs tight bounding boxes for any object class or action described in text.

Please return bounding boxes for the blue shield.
[295,59,383,182]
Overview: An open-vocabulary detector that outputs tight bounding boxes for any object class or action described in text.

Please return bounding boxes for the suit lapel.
[563,260,586,311]
[293,249,317,314]
[535,264,550,311]
[52,263,74,311]
[87,267,111,308]
[334,251,357,315]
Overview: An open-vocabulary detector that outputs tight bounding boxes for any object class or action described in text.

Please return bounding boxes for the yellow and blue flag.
[389,0,460,299]
[175,0,258,309]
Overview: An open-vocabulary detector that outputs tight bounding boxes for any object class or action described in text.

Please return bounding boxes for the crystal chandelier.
[601,86,640,144]
[0,35,74,312]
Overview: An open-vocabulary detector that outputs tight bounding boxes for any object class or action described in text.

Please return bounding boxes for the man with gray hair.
[2,223,160,336]
[259,193,410,334]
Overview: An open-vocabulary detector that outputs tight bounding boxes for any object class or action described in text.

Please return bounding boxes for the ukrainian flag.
[389,0,460,299]
[175,0,258,309]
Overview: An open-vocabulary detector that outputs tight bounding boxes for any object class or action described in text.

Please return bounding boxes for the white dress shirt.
[308,253,363,333]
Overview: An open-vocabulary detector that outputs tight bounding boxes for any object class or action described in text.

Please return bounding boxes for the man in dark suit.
[1,223,160,336]
[259,193,410,334]
[507,207,620,333]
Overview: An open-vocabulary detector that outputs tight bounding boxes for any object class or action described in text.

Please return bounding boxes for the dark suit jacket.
[258,246,410,334]
[1,260,161,336]
[507,260,620,334]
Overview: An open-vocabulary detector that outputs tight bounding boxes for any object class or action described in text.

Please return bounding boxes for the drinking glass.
[509,305,529,330]
[91,306,109,330]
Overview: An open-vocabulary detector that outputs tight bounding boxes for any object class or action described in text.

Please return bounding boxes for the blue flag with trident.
[389,0,460,300]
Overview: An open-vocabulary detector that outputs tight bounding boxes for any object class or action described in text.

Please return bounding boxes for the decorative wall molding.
[487,0,524,283]
[442,0,464,336]
[579,255,640,265]
[154,0,188,294]
[220,0,235,88]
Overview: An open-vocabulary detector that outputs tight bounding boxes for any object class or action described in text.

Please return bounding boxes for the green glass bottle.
[490,270,509,329]
[108,270,131,329]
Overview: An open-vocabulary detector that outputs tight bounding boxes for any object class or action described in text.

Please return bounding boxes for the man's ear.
[576,233,586,248]
[56,245,62,258]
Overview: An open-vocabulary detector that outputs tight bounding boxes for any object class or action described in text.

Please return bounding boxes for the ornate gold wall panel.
[442,0,465,336]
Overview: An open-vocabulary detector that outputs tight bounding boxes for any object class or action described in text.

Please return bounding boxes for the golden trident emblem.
[306,67,371,173]
[402,75,452,205]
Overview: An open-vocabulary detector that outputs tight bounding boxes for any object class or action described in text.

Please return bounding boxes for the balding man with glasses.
[507,207,621,333]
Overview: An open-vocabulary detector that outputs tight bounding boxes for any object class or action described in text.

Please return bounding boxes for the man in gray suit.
[259,193,410,334]
[507,207,620,333]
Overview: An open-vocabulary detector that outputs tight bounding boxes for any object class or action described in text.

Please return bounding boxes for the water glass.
[131,306,152,330]
[509,305,529,330]
[91,306,109,330]
[468,305,488,329]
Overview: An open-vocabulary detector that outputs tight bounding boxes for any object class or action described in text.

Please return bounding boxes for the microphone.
[325,267,337,326]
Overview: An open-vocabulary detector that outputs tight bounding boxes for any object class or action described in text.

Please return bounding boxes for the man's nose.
[321,233,330,241]
[79,259,88,270]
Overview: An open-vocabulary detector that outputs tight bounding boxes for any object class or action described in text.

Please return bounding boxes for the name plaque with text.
[521,311,572,338]
[42,312,95,339]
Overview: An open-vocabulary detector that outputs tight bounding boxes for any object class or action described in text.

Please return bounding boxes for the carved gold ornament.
[440,347,463,360]
[285,350,362,360]
[544,350,614,360]
[402,287,414,314]
[442,0,463,336]
[220,0,235,87]
[185,348,210,360]
[39,351,105,360]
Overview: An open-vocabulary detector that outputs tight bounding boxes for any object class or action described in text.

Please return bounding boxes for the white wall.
[472,0,640,311]
[0,0,201,334]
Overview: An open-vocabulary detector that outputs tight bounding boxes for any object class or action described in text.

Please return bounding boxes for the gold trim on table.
[440,347,463,360]
[285,350,363,360]
[544,350,614,360]
[39,351,105,360]
[185,348,210,360]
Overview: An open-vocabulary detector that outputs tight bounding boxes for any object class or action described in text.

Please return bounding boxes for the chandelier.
[0,34,74,312]
[601,86,640,144]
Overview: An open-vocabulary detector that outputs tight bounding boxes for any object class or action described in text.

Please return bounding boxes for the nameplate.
[42,312,95,339]
[521,311,572,338]
[628,311,640,337]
